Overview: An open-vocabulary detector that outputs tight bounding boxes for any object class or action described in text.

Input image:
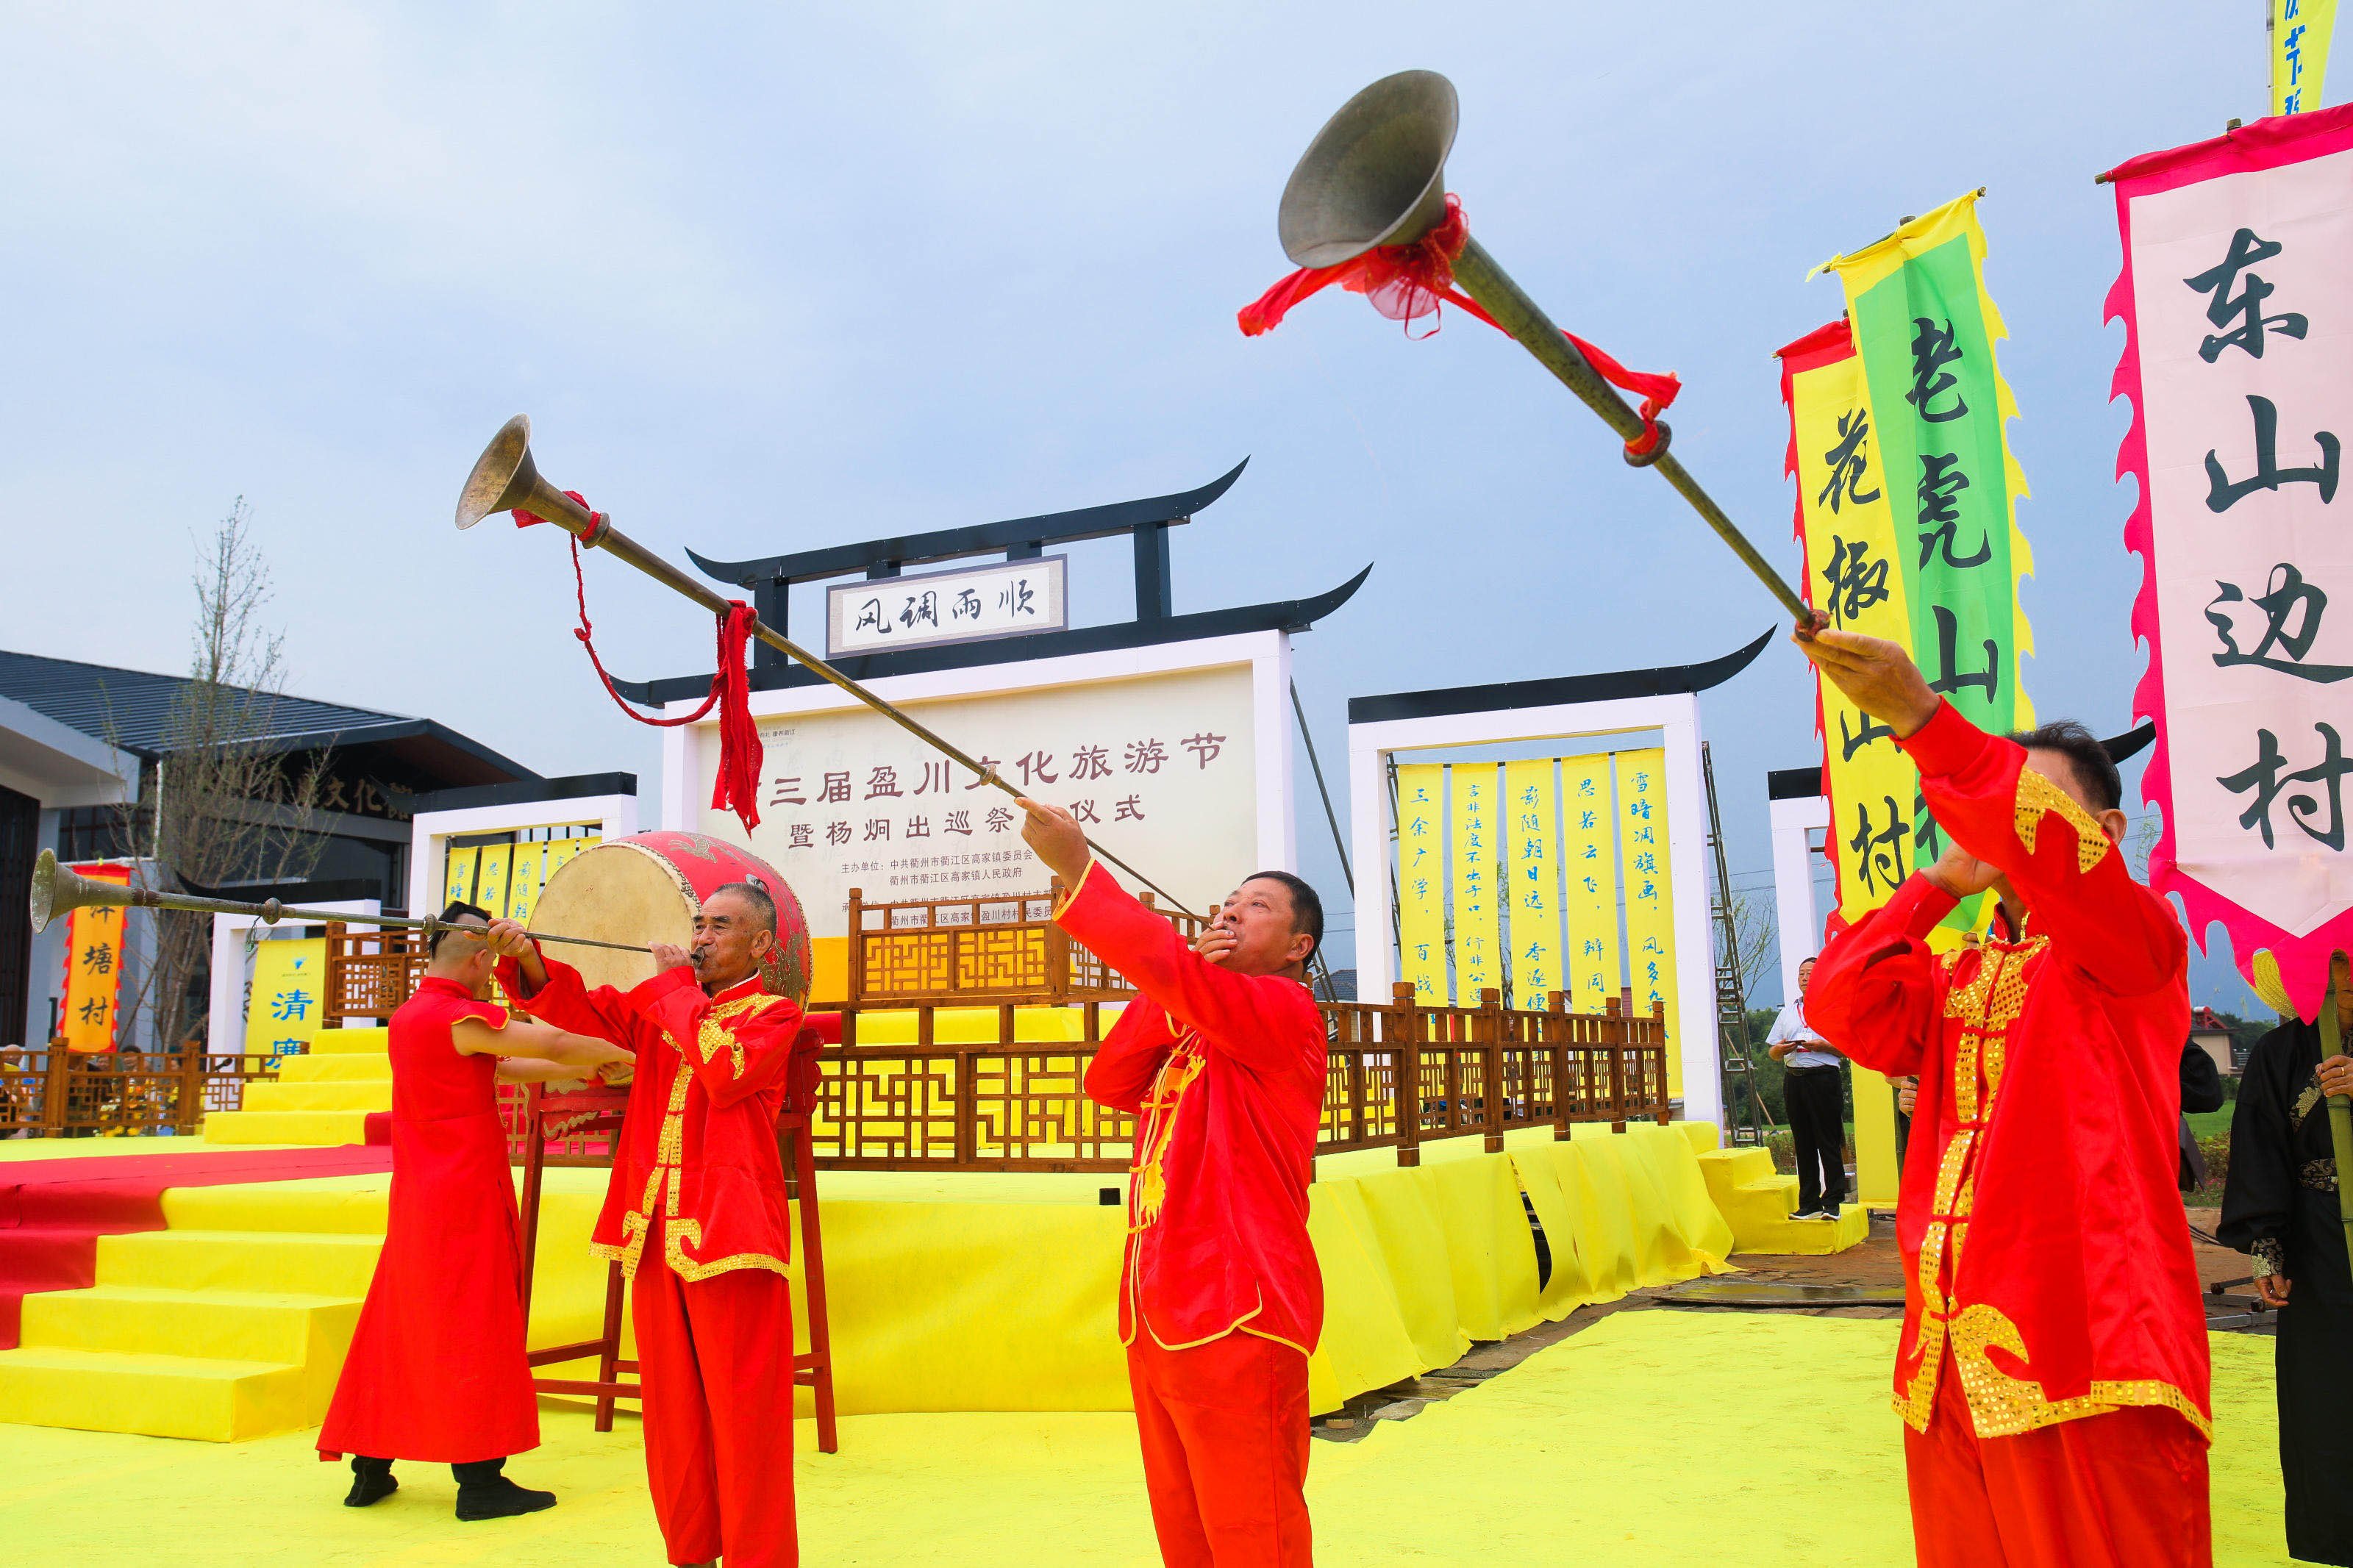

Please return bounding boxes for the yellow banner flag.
[474,842,513,923]
[505,841,546,923]
[1449,763,1503,998]
[1393,765,1449,1002]
[1503,759,1564,1004]
[58,863,130,1051]
[1560,756,1620,1016]
[2276,0,2338,114]
[1615,749,1679,1089]
[444,844,480,909]
[245,937,327,1058]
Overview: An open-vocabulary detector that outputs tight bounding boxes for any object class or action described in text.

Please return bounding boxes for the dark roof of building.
[0,649,538,790]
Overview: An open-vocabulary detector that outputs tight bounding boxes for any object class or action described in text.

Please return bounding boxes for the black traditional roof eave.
[1765,720,2157,801]
[609,564,1371,708]
[686,460,1249,587]
[1346,629,1774,727]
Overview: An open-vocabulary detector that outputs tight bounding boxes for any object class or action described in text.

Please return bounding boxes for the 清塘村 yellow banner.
[59,862,130,1051]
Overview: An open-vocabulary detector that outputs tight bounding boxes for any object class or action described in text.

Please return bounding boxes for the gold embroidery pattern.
[1132,1043,1203,1230]
[1950,1303,2211,1442]
[1892,935,2052,1432]
[2013,767,2114,874]
[696,993,783,1079]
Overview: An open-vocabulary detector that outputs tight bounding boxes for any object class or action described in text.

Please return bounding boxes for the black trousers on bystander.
[1783,1064,1847,1215]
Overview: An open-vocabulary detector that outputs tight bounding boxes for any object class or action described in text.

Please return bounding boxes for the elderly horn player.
[488,879,821,1568]
[1794,624,2210,1568]
[318,903,635,1519]
[1019,796,1327,1568]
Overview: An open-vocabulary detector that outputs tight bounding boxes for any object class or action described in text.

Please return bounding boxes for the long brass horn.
[26,849,653,954]
[1275,70,1811,624]
[457,419,1202,915]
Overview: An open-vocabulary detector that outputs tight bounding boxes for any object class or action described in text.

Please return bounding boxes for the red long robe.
[500,955,811,1568]
[318,977,538,1464]
[1065,864,1326,1567]
[1809,701,2210,1564]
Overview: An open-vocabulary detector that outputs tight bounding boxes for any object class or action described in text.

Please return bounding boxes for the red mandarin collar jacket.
[497,954,810,1284]
[1063,864,1328,1354]
[1809,701,2208,1443]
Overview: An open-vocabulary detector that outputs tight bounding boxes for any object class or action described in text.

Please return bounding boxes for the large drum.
[531,831,813,1004]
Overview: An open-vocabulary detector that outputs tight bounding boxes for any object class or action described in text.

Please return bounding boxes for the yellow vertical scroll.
[2275,0,2338,115]
[1449,764,1502,998]
[1504,759,1565,1005]
[473,843,513,924]
[1615,749,1680,1093]
[1560,756,1621,1016]
[505,840,545,923]
[443,845,480,909]
[1393,765,1449,1002]
[58,864,130,1052]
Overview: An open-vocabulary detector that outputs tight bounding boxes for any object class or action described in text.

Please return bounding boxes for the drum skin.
[529,831,812,1004]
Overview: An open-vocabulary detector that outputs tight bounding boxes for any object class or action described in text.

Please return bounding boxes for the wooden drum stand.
[514,1081,839,1453]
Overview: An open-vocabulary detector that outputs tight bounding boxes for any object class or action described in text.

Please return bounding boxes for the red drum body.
[530,830,813,1004]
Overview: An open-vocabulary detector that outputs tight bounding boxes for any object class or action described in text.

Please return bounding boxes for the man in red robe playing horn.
[319,903,635,1519]
[1020,798,1328,1568]
[488,881,816,1568]
[1796,626,2210,1568]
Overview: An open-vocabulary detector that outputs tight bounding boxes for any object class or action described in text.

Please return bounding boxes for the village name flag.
[2275,0,2339,116]
[58,862,129,1052]
[2106,109,2353,1020]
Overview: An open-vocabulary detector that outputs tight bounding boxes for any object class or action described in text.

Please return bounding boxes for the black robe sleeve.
[2179,1038,2225,1114]
[2221,1022,2311,1283]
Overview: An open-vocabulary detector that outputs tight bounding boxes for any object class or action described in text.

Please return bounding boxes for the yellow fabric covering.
[1696,1142,1871,1253]
[0,1124,1733,1441]
[204,1026,391,1147]
[0,1312,2291,1566]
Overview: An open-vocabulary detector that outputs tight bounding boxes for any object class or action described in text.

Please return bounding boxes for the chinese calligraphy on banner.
[1782,318,1925,931]
[703,664,1260,953]
[2275,0,2339,116]
[2107,109,2353,1017]
[243,937,326,1059]
[1802,193,2037,932]
[1614,751,1680,1050]
[1395,764,1449,1001]
[1449,763,1503,995]
[59,862,129,1052]
[1504,759,1565,997]
[1561,756,1621,1015]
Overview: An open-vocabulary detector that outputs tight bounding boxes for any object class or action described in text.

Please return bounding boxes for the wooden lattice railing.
[846,884,1205,1007]
[0,1045,286,1138]
[324,923,429,1020]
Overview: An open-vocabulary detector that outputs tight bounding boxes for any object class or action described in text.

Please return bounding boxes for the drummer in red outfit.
[488,881,817,1568]
[1796,626,2210,1568]
[1019,798,1327,1568]
[319,903,634,1519]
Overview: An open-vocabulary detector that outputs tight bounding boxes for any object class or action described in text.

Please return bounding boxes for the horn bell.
[456,415,599,532]
[29,849,125,936]
[1277,69,1460,269]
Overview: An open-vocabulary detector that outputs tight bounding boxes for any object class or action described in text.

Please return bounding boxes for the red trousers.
[631,1240,796,1568]
[1127,1331,1312,1567]
[1904,1351,2210,1568]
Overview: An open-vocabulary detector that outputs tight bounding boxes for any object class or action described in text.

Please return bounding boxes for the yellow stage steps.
[1695,1145,1868,1255]
[204,1026,389,1148]
[0,1183,387,1442]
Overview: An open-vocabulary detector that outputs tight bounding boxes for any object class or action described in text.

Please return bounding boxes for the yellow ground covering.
[0,1311,2291,1566]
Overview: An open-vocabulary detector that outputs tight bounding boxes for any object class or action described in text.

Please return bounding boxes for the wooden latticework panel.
[326,925,429,1020]
[1,1048,282,1137]
[848,884,1205,1007]
[970,1050,1135,1164]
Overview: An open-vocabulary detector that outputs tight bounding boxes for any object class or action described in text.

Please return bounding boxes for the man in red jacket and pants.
[488,882,814,1568]
[1021,798,1328,1568]
[1797,626,2209,1568]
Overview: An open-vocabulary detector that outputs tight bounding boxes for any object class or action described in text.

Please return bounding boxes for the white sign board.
[826,557,1068,658]
[669,634,1297,939]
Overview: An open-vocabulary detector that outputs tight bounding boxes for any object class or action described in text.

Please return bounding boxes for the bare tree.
[1722,884,1779,1003]
[107,501,328,1054]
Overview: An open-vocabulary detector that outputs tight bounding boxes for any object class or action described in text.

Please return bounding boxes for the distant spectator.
[1767,957,1846,1220]
[2177,1035,2224,1192]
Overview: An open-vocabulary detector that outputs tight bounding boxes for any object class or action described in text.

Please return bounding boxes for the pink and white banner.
[2107,108,2353,1019]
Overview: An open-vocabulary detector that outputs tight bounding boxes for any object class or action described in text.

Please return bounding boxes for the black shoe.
[454,1475,557,1522]
[344,1457,397,1508]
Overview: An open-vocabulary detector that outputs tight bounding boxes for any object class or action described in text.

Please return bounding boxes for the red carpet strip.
[0,1145,394,1348]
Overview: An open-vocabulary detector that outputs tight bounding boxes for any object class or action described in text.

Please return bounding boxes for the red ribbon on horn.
[1238,194,1681,458]
[518,491,766,835]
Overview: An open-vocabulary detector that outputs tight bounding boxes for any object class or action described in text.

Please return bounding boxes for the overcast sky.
[0,2,2278,1007]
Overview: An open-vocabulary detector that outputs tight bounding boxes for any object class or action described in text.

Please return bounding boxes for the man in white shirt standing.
[1765,956,1846,1220]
